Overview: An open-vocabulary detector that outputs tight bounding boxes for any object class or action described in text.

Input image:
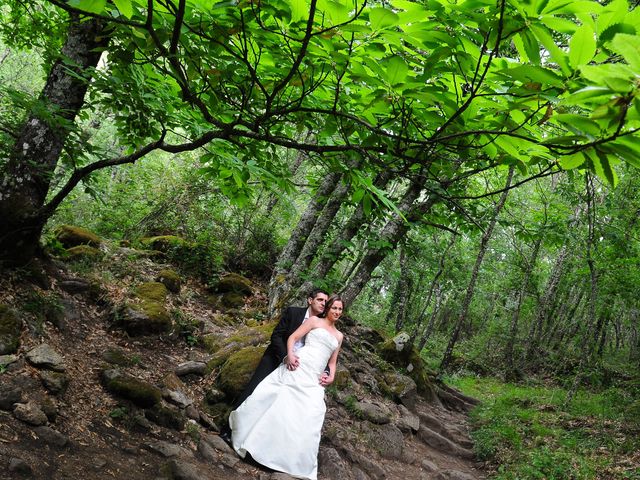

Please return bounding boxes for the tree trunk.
[0,14,108,267]
[340,180,430,306]
[440,166,514,371]
[504,236,542,381]
[267,170,342,314]
[295,169,394,298]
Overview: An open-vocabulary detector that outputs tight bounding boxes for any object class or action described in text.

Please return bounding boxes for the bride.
[229,295,344,480]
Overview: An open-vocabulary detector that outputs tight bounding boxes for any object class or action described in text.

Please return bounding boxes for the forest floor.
[0,246,488,480]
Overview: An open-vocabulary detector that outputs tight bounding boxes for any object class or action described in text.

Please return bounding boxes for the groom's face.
[308,293,328,316]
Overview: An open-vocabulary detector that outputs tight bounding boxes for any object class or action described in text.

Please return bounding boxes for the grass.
[445,375,640,480]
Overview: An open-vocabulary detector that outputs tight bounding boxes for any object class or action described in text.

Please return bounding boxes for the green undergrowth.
[446,375,640,480]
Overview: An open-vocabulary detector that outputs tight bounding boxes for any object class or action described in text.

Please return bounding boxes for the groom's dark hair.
[308,288,329,299]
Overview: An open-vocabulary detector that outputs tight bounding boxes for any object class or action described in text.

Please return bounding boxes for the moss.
[140,235,188,252]
[156,269,181,293]
[55,225,102,248]
[65,245,102,259]
[101,369,162,408]
[0,305,21,355]
[220,292,245,308]
[217,346,265,398]
[146,403,186,430]
[201,401,231,423]
[214,273,253,296]
[134,282,168,302]
[102,348,136,367]
[115,302,171,336]
[204,322,273,369]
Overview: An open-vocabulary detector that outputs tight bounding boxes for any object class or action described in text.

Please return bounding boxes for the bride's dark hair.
[320,295,343,318]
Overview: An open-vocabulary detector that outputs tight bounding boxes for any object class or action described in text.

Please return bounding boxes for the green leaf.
[603,138,640,168]
[558,152,586,169]
[530,24,571,75]
[553,114,601,136]
[609,33,640,71]
[385,56,408,85]
[290,0,308,23]
[68,0,107,14]
[112,0,133,17]
[569,25,596,69]
[588,149,618,187]
[369,8,400,30]
[562,86,614,105]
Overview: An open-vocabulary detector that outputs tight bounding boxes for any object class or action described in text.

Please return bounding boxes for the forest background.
[1,0,640,478]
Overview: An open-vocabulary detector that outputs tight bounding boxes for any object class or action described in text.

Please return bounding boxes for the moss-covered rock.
[333,364,351,390]
[146,402,186,430]
[55,225,102,248]
[156,269,181,294]
[201,401,231,423]
[204,322,274,369]
[377,332,437,401]
[100,369,162,408]
[65,245,102,260]
[0,305,21,355]
[214,273,253,296]
[102,348,137,367]
[140,235,189,252]
[217,346,265,399]
[115,303,172,336]
[134,282,168,302]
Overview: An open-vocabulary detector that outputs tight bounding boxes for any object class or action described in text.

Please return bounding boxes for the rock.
[135,282,168,302]
[0,354,18,367]
[318,447,351,480]
[0,305,22,355]
[204,387,226,404]
[13,401,48,426]
[115,303,172,336]
[344,449,386,480]
[102,348,137,366]
[140,235,189,252]
[186,405,200,420]
[146,402,186,430]
[162,372,185,391]
[156,269,181,293]
[198,411,219,431]
[0,384,22,410]
[356,401,392,425]
[164,389,193,408]
[436,470,477,480]
[101,369,162,408]
[217,346,265,399]
[214,273,253,296]
[167,458,219,480]
[40,370,70,395]
[26,343,66,372]
[55,224,102,248]
[175,361,207,377]
[418,425,475,460]
[421,459,438,473]
[363,422,404,460]
[220,452,239,468]
[396,404,420,433]
[201,432,233,453]
[380,372,418,409]
[197,438,218,461]
[58,279,92,294]
[146,440,192,458]
[8,457,32,476]
[34,425,69,447]
[333,364,351,389]
[65,244,103,259]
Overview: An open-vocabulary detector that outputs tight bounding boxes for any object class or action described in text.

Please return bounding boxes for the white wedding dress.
[229,327,339,480]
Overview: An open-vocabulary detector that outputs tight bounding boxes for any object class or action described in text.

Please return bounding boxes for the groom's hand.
[285,354,299,370]
[319,373,333,386]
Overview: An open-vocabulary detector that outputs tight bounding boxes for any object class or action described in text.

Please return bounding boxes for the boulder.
[65,245,102,260]
[13,401,48,426]
[26,343,66,372]
[40,370,70,395]
[214,273,253,296]
[140,235,189,252]
[135,282,168,302]
[156,269,181,293]
[101,369,162,408]
[217,346,265,399]
[55,225,102,248]
[115,303,172,336]
[0,305,21,355]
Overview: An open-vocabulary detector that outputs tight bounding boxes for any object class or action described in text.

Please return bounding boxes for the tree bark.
[504,236,542,381]
[267,170,342,314]
[0,14,108,267]
[440,166,514,371]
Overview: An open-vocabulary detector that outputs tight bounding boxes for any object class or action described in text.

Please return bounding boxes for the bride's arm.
[285,317,319,370]
[322,334,343,385]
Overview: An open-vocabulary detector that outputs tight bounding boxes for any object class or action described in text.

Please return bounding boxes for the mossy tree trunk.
[0,14,108,267]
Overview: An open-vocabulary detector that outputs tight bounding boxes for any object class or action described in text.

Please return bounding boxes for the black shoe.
[219,428,232,447]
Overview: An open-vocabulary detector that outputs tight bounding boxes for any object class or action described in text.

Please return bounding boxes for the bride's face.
[327,301,343,322]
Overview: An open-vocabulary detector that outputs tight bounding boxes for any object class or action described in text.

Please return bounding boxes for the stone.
[58,279,92,294]
[436,470,477,480]
[101,369,162,408]
[418,425,474,459]
[201,432,233,453]
[0,383,22,410]
[40,370,70,395]
[175,361,207,377]
[396,404,420,433]
[214,273,253,295]
[13,401,48,426]
[55,225,102,248]
[421,459,438,473]
[318,447,350,480]
[217,346,265,399]
[146,402,186,430]
[167,458,218,480]
[135,282,168,302]
[164,389,193,408]
[146,440,192,458]
[8,457,32,476]
[102,348,136,366]
[65,244,102,259]
[0,305,22,355]
[197,438,218,461]
[0,354,19,367]
[220,452,239,468]
[356,401,392,425]
[364,422,404,460]
[156,269,181,293]
[34,426,69,447]
[380,371,418,409]
[26,343,66,372]
[344,449,386,480]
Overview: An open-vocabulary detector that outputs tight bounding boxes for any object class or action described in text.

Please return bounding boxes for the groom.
[219,288,330,442]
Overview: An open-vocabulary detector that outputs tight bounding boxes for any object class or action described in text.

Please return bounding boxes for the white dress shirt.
[292,307,312,352]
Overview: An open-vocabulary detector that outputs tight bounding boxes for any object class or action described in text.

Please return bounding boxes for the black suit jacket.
[231,306,308,408]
